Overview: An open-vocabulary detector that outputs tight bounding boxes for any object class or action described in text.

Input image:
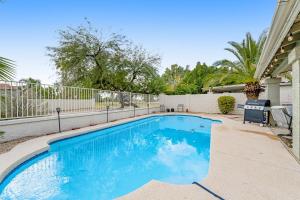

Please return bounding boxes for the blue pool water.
[0,115,219,200]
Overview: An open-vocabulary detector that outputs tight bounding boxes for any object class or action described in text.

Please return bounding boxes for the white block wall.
[159,93,247,114]
[159,86,292,115]
[0,107,159,142]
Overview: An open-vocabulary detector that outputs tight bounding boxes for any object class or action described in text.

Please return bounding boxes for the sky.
[0,0,276,84]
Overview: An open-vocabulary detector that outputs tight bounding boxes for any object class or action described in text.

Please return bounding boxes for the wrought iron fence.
[0,80,160,120]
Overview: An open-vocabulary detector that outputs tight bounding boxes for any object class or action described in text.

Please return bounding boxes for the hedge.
[217,96,235,114]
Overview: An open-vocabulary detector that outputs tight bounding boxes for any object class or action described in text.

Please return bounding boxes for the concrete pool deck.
[1,113,300,200]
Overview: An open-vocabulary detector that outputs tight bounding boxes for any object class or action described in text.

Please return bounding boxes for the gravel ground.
[0,136,39,154]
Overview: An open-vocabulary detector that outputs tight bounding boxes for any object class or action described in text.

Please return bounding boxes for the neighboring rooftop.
[202,82,291,93]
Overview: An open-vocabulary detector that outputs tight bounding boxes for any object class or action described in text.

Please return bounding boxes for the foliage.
[174,83,197,95]
[217,96,235,114]
[47,22,161,93]
[164,85,176,95]
[162,64,189,93]
[0,57,15,80]
[48,23,268,96]
[209,31,267,87]
[143,76,166,95]
[0,78,50,118]
[161,61,247,95]
[203,67,236,88]
[160,31,267,95]
[244,81,261,99]
[162,62,218,95]
[1,3,17,81]
[181,62,218,93]
[19,77,53,98]
[20,77,42,85]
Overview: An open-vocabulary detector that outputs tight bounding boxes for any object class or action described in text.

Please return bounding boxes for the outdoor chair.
[177,104,184,112]
[160,104,166,112]
[271,106,293,136]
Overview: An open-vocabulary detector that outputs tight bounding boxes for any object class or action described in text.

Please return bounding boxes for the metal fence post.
[106,105,109,123]
[129,92,132,108]
[56,107,61,132]
[148,94,150,114]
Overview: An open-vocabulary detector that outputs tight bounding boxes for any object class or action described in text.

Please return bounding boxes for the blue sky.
[0,0,276,84]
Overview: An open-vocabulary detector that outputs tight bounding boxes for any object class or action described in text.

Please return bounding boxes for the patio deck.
[120,114,300,200]
[0,113,300,200]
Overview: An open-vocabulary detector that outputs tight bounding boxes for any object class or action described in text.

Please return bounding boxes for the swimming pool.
[0,115,219,199]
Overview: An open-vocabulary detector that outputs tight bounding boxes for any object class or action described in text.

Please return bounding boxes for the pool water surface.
[0,115,219,200]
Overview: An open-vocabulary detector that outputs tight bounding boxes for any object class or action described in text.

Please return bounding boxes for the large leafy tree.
[47,22,161,93]
[210,31,267,85]
[162,64,189,93]
[174,83,197,95]
[182,62,218,93]
[161,62,222,95]
[121,45,161,92]
[161,62,223,95]
[47,23,127,88]
[143,76,166,95]
[0,57,15,80]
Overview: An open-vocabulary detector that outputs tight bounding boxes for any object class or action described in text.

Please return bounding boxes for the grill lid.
[245,99,270,107]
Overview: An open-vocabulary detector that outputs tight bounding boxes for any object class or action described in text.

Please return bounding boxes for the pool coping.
[2,113,300,200]
[0,113,220,185]
[118,114,300,200]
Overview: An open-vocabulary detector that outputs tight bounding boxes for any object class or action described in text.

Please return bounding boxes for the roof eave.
[255,0,300,79]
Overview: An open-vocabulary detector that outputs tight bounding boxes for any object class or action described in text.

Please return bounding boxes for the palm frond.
[0,57,15,80]
[207,31,266,87]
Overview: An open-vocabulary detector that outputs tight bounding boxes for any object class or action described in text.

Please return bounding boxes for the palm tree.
[210,31,267,99]
[0,57,15,80]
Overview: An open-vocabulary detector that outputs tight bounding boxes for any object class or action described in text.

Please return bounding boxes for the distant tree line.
[47,22,270,95]
[161,31,269,95]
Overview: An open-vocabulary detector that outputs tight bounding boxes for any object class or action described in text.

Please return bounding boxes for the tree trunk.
[244,81,261,100]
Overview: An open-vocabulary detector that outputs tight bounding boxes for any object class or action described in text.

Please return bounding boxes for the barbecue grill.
[243,99,271,124]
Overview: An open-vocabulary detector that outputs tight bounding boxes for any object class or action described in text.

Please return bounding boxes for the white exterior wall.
[160,85,292,114]
[280,85,293,104]
[160,93,247,114]
[0,107,159,142]
[264,78,282,106]
[289,46,300,159]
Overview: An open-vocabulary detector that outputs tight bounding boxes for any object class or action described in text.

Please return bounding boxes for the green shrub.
[217,96,235,114]
[174,83,197,95]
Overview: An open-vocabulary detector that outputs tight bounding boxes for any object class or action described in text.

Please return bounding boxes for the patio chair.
[160,104,166,112]
[271,106,292,136]
[177,104,184,112]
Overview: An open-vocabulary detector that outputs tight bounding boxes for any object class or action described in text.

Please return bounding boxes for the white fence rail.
[0,80,159,120]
